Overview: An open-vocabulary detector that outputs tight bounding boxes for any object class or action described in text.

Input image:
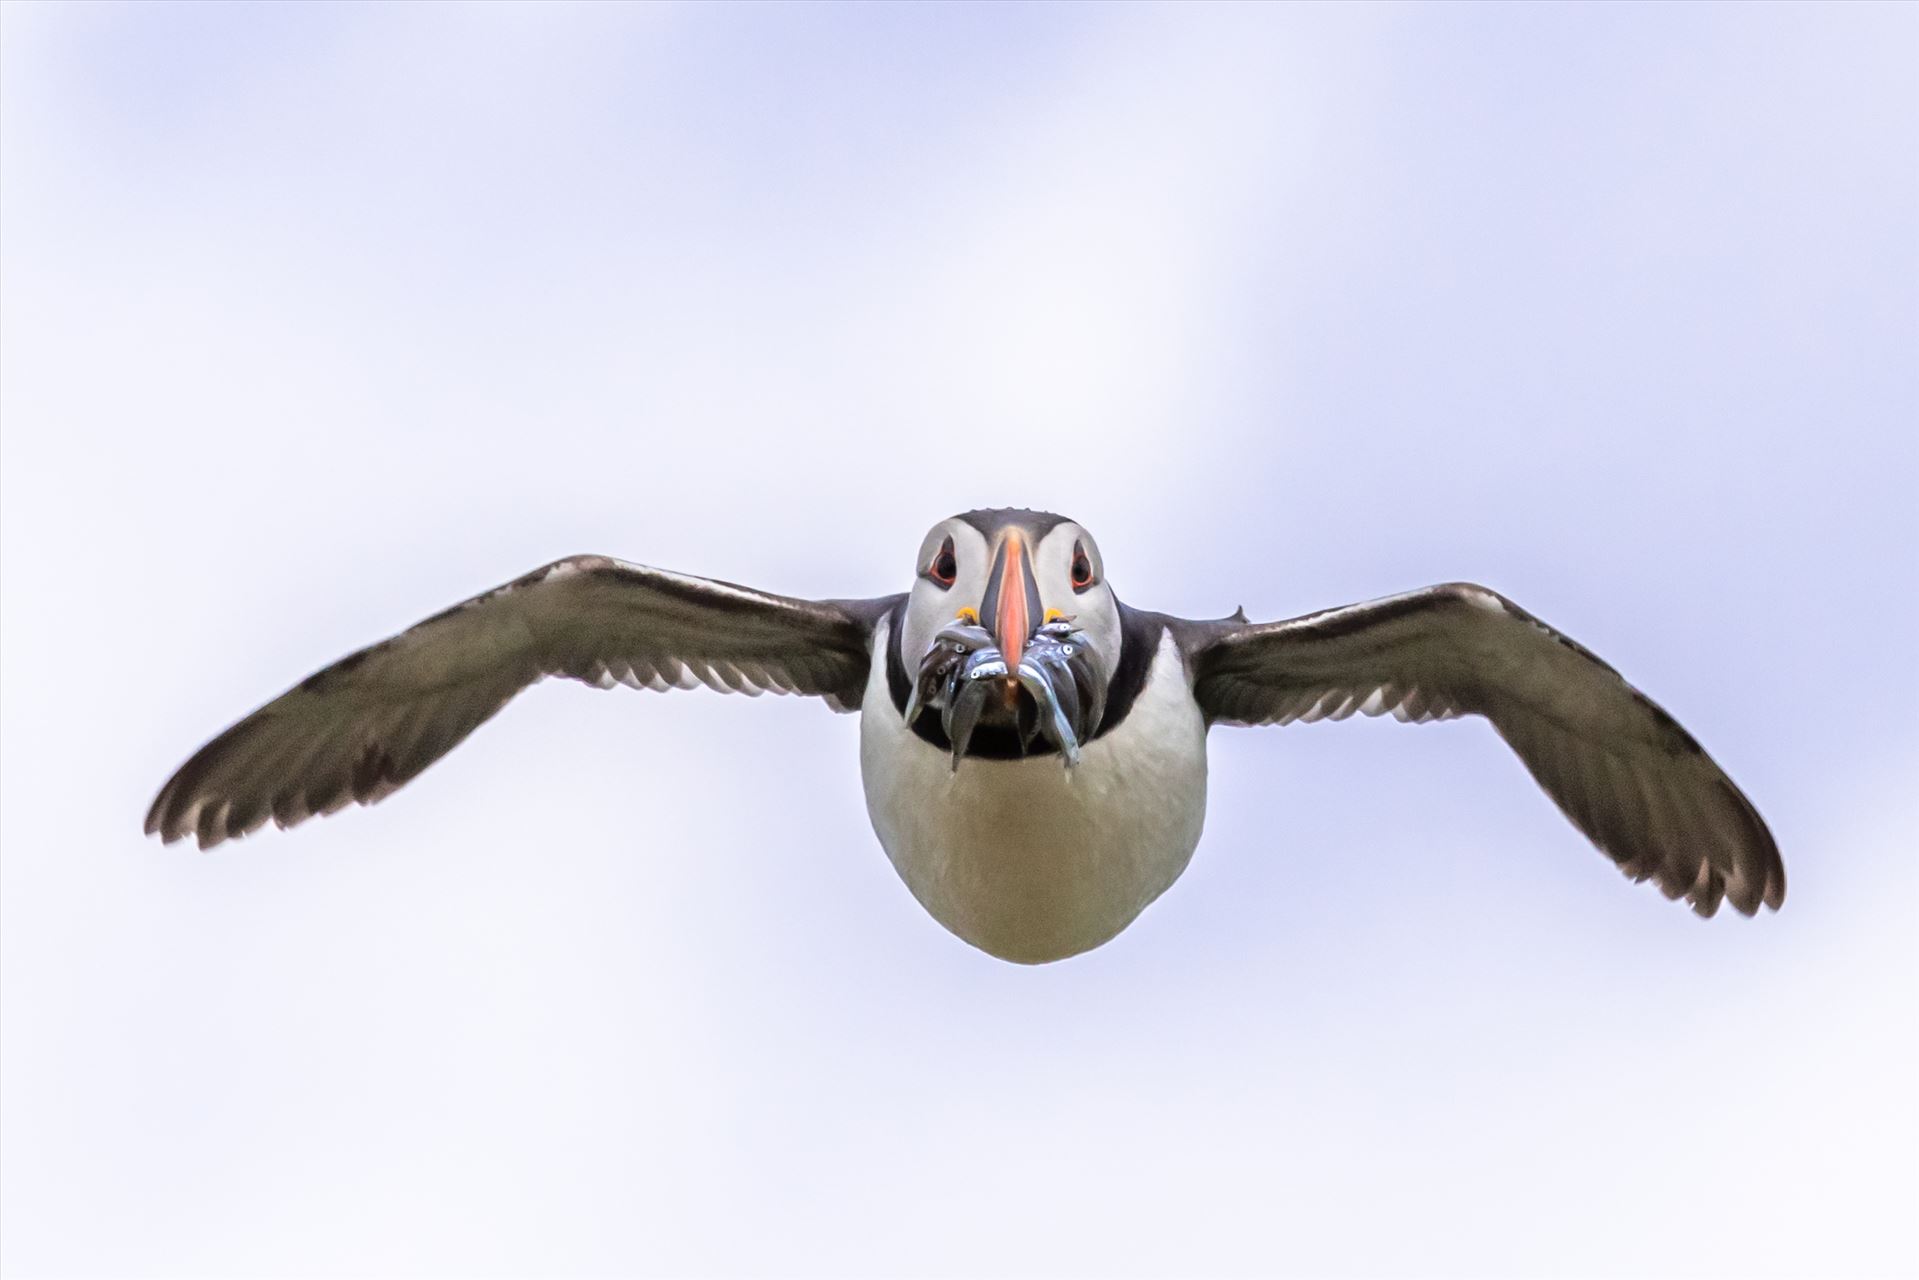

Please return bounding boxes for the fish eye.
[928,537,957,588]
[1070,542,1095,591]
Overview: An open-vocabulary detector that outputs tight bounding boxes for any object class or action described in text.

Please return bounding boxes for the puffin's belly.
[860,624,1208,964]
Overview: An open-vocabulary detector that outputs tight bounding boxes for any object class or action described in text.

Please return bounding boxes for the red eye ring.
[1070,542,1095,590]
[929,537,957,587]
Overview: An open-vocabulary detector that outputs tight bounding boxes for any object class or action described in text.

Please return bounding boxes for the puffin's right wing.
[1178,583,1782,917]
[147,556,899,849]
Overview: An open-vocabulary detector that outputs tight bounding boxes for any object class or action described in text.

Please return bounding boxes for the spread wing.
[1184,583,1783,917]
[147,556,897,849]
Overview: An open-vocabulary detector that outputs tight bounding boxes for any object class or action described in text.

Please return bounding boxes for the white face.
[900,514,1121,692]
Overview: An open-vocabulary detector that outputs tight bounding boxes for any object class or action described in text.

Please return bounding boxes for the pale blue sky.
[3,4,1914,1276]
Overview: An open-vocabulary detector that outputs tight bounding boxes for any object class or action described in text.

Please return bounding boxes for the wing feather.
[1185,583,1782,916]
[148,556,894,848]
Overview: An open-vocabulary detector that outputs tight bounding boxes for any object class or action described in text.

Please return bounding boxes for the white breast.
[859,619,1210,963]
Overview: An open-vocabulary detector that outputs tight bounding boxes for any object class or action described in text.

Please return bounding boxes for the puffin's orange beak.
[979,529,1041,671]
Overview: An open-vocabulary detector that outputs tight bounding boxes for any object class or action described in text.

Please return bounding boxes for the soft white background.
[3,4,1914,1277]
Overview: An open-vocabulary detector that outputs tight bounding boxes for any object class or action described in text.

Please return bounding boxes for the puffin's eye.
[929,537,957,588]
[1070,543,1095,591]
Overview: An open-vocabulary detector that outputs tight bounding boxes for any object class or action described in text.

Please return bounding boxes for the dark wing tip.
[145,732,239,848]
[1720,776,1786,917]
[145,771,197,845]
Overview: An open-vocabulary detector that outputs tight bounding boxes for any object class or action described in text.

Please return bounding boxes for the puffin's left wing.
[1179,583,1782,917]
[147,556,898,849]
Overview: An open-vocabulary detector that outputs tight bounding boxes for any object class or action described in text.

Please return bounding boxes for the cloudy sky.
[3,3,1914,1276]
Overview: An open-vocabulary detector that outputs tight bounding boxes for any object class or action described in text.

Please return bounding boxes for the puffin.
[147,508,1783,963]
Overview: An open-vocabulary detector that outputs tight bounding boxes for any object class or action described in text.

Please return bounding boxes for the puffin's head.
[899,509,1120,766]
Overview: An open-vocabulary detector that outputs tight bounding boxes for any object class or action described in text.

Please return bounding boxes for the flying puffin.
[147,508,1783,963]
